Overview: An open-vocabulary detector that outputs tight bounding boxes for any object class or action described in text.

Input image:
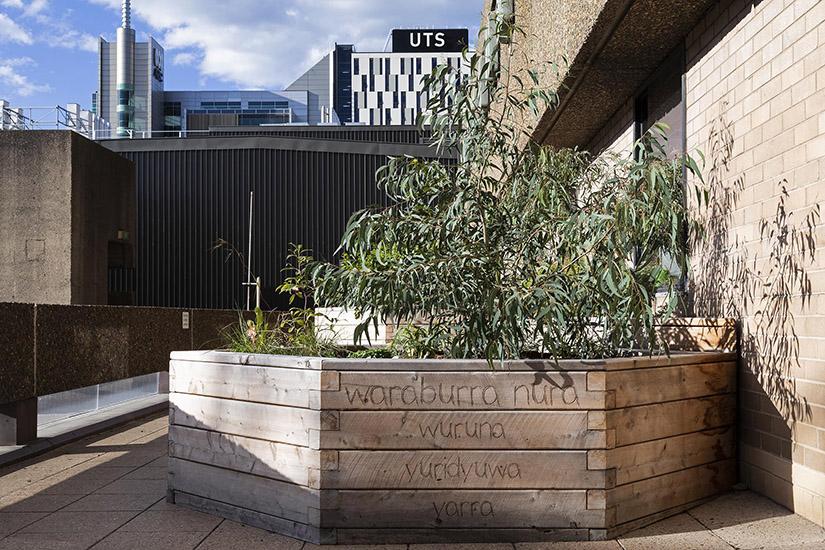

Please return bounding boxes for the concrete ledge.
[0,393,168,468]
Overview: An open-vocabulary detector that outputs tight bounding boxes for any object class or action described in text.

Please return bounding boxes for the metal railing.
[0,102,110,139]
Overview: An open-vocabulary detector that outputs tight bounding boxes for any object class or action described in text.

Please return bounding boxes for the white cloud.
[23,0,47,16]
[50,27,98,52]
[0,1,24,9]
[88,0,481,89]
[0,12,32,43]
[0,56,50,95]
[172,51,196,66]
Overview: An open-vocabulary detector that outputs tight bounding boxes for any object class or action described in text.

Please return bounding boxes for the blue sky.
[0,0,482,108]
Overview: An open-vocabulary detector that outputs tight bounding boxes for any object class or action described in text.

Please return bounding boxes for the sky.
[0,0,482,108]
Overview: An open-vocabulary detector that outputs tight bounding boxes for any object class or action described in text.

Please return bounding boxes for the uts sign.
[392,29,469,53]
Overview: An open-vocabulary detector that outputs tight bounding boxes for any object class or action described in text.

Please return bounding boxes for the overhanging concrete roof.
[535,0,718,149]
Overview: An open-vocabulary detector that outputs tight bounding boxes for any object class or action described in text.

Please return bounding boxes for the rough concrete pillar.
[0,398,37,445]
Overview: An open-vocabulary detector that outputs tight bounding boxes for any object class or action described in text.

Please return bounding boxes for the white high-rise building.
[350,29,469,125]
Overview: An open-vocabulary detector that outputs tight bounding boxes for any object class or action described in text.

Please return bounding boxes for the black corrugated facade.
[103,135,444,310]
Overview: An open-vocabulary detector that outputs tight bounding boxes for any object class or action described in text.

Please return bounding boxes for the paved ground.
[1,413,825,550]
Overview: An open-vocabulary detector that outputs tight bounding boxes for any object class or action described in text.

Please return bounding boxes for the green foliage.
[347,347,394,359]
[313,16,704,364]
[224,244,345,357]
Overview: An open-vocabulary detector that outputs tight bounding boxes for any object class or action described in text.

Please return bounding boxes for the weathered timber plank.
[325,450,605,489]
[607,459,736,524]
[170,360,320,407]
[334,527,591,544]
[321,371,607,410]
[173,491,331,544]
[320,411,607,449]
[320,489,605,529]
[168,425,322,488]
[169,350,736,372]
[600,352,737,371]
[170,351,322,370]
[607,362,736,407]
[169,458,321,525]
[655,324,736,352]
[170,392,321,447]
[607,395,736,446]
[320,352,736,371]
[609,427,735,485]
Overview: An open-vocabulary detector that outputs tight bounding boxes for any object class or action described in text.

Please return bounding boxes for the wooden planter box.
[168,350,736,544]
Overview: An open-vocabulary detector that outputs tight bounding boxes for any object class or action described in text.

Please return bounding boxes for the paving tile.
[0,492,81,512]
[0,511,48,536]
[688,491,825,549]
[93,478,167,496]
[90,530,207,549]
[410,545,513,549]
[61,493,163,512]
[0,531,104,549]
[515,542,621,549]
[121,465,167,480]
[311,545,409,550]
[619,513,733,549]
[196,520,304,549]
[18,510,138,535]
[116,507,222,533]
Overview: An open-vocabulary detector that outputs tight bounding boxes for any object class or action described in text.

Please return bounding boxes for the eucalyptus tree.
[314,14,704,363]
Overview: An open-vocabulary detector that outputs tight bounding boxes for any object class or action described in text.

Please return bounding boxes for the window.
[393,92,399,108]
[362,75,367,91]
[369,74,375,90]
[385,108,391,124]
[163,102,181,131]
[431,58,437,71]
[378,93,383,108]
[400,58,405,73]
[369,58,374,74]
[354,57,360,74]
[416,58,422,73]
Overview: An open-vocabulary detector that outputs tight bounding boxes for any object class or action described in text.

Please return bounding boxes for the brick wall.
[686,0,825,527]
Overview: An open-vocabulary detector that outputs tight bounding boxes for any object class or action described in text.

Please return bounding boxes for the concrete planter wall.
[168,350,736,544]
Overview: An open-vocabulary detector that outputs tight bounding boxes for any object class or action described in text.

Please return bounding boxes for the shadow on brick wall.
[691,100,819,465]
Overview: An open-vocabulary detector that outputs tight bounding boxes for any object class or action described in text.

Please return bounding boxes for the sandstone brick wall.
[685,0,825,527]
[579,0,825,528]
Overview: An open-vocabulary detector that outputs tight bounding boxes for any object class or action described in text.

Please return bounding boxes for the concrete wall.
[0,303,252,405]
[0,132,74,304]
[0,131,135,305]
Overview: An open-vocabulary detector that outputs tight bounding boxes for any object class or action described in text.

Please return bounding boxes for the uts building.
[95,2,469,135]
[351,29,469,125]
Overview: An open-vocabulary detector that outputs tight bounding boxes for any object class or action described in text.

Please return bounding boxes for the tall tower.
[116,0,135,136]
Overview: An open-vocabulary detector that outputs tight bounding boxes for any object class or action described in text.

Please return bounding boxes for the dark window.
[362,75,367,90]
[385,108,391,124]
[400,58,405,72]
[369,110,374,125]
[378,93,383,108]
[353,57,359,74]
[431,58,437,71]
[401,92,406,110]
[393,92,399,108]
[369,74,375,90]
[354,107,359,123]
[369,58,374,74]
[416,58,421,73]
